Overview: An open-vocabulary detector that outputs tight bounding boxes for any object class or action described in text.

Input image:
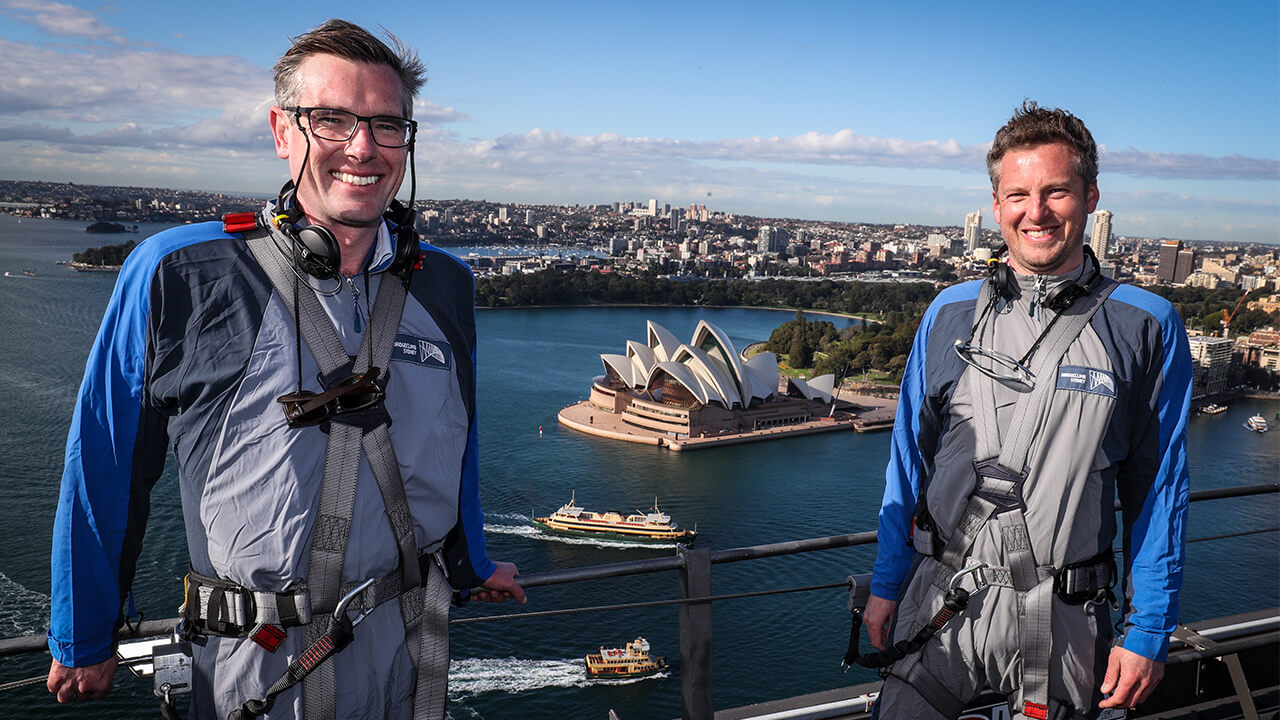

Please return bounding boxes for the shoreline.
[556,390,896,451]
[476,302,880,324]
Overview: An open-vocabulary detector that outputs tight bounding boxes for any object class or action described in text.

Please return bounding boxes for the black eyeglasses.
[276,367,386,428]
[289,107,417,148]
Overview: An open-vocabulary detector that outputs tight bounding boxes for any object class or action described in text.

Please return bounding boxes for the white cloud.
[1,0,126,43]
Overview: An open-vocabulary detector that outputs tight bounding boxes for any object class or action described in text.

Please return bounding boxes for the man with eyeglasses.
[47,19,524,719]
[859,102,1192,719]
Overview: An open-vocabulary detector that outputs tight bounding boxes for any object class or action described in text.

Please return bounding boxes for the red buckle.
[413,251,424,271]
[250,623,287,652]
[223,212,259,234]
[1023,701,1048,720]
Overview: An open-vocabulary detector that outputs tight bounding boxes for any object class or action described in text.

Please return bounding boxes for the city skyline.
[0,1,1276,245]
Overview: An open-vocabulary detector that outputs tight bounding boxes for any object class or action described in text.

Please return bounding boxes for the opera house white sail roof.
[600,320,836,409]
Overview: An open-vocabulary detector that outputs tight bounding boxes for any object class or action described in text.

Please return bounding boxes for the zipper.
[345,276,364,333]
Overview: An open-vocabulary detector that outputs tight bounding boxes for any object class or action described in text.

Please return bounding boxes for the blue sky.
[0,0,1276,244]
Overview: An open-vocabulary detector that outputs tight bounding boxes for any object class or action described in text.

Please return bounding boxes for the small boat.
[1200,404,1227,415]
[533,493,696,543]
[21,268,37,277]
[585,637,668,678]
[1245,414,1269,433]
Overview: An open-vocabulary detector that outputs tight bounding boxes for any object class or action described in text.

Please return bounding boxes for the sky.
[0,0,1277,244]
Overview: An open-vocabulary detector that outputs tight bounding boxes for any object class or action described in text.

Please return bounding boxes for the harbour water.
[0,214,1275,719]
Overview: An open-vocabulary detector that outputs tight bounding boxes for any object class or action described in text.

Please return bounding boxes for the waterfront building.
[1091,209,1112,260]
[587,320,837,438]
[963,210,982,255]
[1188,335,1234,397]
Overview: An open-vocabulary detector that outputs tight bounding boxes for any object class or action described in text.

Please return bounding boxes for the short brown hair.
[273,19,426,118]
[986,100,1098,191]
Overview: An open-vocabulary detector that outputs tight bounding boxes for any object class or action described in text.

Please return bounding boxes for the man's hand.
[470,561,527,604]
[47,656,118,703]
[863,593,897,651]
[1098,645,1164,709]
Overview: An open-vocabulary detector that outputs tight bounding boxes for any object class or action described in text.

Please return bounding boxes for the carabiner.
[334,578,377,626]
[948,562,991,598]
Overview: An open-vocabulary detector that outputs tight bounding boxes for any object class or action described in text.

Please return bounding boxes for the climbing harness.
[861,273,1121,720]
[153,215,448,719]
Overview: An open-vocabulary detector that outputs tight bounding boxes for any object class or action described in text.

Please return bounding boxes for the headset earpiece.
[275,181,341,280]
[1042,245,1102,312]
[386,199,420,280]
[293,224,341,280]
[988,245,1018,300]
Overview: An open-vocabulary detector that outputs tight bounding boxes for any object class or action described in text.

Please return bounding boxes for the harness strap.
[406,555,452,720]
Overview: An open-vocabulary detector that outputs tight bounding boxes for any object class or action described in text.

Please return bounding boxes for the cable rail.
[1,482,1276,719]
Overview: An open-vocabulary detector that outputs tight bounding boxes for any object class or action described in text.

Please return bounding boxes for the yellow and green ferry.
[532,493,696,543]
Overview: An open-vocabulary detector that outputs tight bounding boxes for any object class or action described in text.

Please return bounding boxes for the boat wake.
[485,514,680,550]
[448,656,666,699]
[0,571,51,637]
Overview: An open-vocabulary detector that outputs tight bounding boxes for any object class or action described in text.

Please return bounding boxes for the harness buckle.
[334,577,378,627]
[948,562,991,598]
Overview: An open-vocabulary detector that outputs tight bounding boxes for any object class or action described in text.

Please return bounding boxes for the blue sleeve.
[48,246,167,667]
[437,258,496,587]
[870,303,937,601]
[457,368,497,583]
[1120,299,1193,661]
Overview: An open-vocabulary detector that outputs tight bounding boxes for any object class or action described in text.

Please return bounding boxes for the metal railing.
[1,482,1277,719]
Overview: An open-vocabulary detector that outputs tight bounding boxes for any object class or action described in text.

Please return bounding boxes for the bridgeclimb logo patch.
[392,334,452,370]
[1056,365,1116,398]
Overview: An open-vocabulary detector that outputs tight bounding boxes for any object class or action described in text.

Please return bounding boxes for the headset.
[272,180,420,281]
[987,243,1102,312]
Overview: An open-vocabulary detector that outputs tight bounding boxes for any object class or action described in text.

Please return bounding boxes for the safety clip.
[334,578,377,628]
[948,562,991,598]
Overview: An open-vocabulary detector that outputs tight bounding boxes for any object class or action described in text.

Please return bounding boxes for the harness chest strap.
[244,226,448,720]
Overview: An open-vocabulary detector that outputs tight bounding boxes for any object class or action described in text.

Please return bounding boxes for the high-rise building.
[648,198,658,216]
[1157,240,1183,284]
[1187,336,1234,397]
[498,207,508,223]
[757,226,789,253]
[963,210,983,255]
[1091,210,1113,260]
[525,209,534,225]
[1176,249,1195,284]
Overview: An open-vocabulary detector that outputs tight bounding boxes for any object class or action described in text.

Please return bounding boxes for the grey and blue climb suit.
[49,206,496,718]
[871,271,1193,718]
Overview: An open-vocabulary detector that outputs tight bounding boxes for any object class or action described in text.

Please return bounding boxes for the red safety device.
[223,212,260,234]
[250,623,287,653]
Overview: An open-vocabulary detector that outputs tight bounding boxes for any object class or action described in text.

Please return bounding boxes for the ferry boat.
[585,637,668,678]
[1200,403,1227,415]
[1245,414,1269,433]
[532,493,696,543]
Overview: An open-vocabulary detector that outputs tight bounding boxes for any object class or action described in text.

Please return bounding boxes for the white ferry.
[533,493,696,543]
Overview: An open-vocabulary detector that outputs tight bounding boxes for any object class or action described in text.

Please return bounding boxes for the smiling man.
[859,102,1193,719]
[47,19,523,720]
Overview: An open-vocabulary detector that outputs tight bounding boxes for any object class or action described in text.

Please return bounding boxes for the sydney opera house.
[579,319,845,439]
